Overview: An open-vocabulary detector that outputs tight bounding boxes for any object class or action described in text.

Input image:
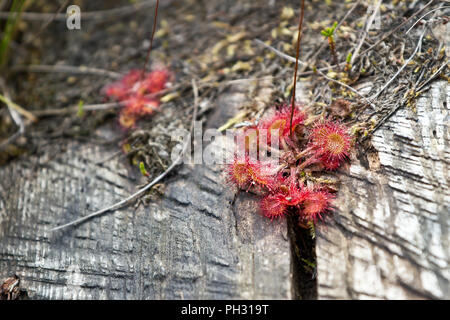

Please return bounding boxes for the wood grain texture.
[316,80,449,299]
[0,86,292,300]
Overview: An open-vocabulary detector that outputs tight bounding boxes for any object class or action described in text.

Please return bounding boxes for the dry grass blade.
[12,64,122,79]
[0,92,37,122]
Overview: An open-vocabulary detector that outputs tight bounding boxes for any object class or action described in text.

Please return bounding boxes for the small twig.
[0,121,23,151]
[142,0,160,77]
[357,0,434,58]
[31,84,184,118]
[33,74,282,118]
[94,138,142,165]
[315,68,376,109]
[219,75,279,86]
[94,149,124,165]
[370,27,427,100]
[255,39,306,65]
[0,0,161,22]
[405,5,450,34]
[49,79,200,232]
[32,102,122,117]
[12,64,122,79]
[351,0,382,64]
[416,59,449,93]
[23,0,70,45]
[254,39,375,108]
[254,39,346,72]
[367,101,402,138]
[366,28,438,139]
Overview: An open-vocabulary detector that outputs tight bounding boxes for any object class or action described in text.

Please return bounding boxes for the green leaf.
[331,21,338,32]
[346,52,353,63]
[77,100,85,118]
[301,258,316,269]
[320,21,338,38]
[139,162,150,177]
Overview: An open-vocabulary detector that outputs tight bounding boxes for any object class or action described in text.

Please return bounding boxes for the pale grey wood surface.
[0,86,292,299]
[316,80,449,299]
[1,80,448,300]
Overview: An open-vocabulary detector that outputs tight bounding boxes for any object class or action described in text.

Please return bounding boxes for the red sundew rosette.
[103,68,172,103]
[249,159,283,191]
[301,189,335,223]
[103,70,143,100]
[227,157,252,190]
[227,157,279,192]
[118,96,160,129]
[308,120,352,170]
[260,194,288,220]
[142,69,173,94]
[123,95,160,116]
[102,68,172,129]
[257,103,306,147]
[259,179,310,220]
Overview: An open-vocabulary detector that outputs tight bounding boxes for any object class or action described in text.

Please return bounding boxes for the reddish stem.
[141,0,160,79]
[297,156,319,171]
[328,36,339,70]
[290,166,298,182]
[295,145,314,160]
[289,0,305,136]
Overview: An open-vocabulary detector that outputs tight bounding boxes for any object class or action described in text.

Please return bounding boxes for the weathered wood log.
[0,85,292,299]
[316,80,449,299]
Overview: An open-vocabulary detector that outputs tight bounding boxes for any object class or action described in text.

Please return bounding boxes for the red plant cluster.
[103,68,172,128]
[227,103,352,224]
